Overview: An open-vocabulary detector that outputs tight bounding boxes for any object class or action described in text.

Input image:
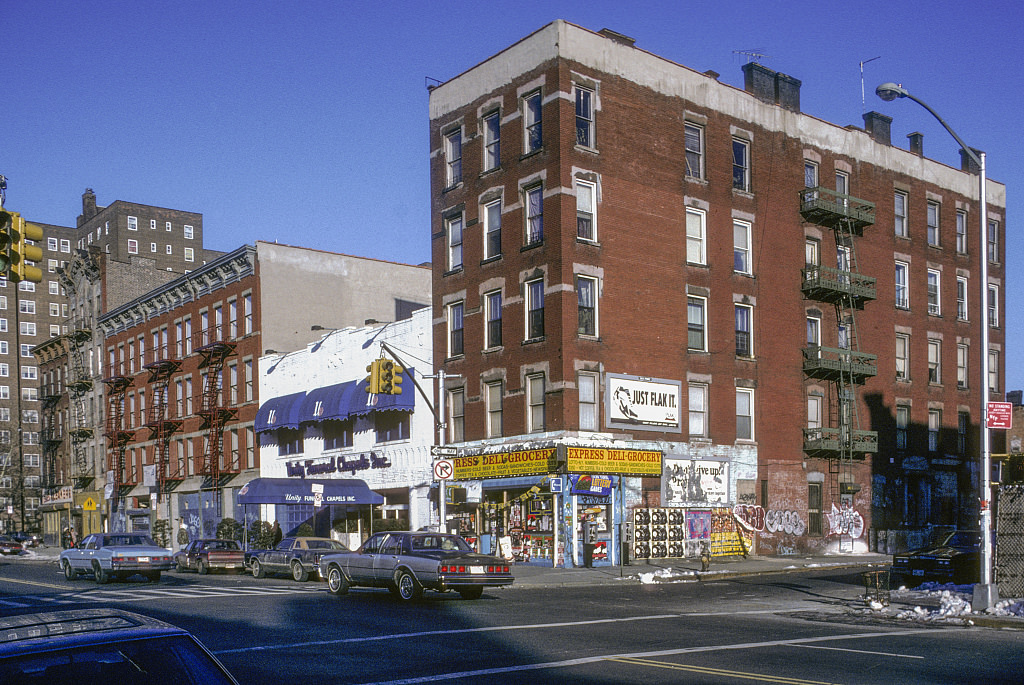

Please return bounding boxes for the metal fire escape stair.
[144,354,184,498]
[195,328,238,493]
[102,374,134,510]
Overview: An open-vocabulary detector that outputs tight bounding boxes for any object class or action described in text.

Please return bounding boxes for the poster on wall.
[605,373,682,433]
[664,458,729,505]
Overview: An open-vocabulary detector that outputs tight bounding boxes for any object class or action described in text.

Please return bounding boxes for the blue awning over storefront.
[237,477,384,505]
[298,380,361,423]
[254,391,306,432]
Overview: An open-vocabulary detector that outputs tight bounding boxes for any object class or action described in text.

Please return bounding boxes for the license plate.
[138,557,150,563]
[470,566,484,574]
[912,569,924,576]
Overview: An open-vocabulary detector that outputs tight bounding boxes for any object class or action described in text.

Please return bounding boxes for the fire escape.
[58,266,99,490]
[102,373,133,513]
[799,186,879,501]
[195,322,238,509]
[143,344,184,511]
[40,389,62,489]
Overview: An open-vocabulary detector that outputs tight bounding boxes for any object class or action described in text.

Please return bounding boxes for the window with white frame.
[896,406,910,451]
[927,201,940,246]
[485,290,502,349]
[166,244,172,254]
[49,303,59,317]
[687,296,706,351]
[988,220,999,263]
[524,185,543,244]
[732,138,750,191]
[486,381,503,438]
[19,300,35,314]
[989,349,1000,392]
[956,210,968,253]
[47,237,58,251]
[895,191,908,237]
[446,214,463,271]
[48,281,59,295]
[0,387,7,399]
[184,224,194,239]
[928,338,941,384]
[578,372,598,431]
[444,128,462,187]
[20,322,35,336]
[526,279,544,339]
[48,258,57,273]
[449,388,465,443]
[523,91,542,153]
[150,219,157,230]
[895,333,910,381]
[927,269,941,315]
[804,161,818,195]
[689,383,708,437]
[807,394,822,429]
[150,242,157,253]
[21,366,37,380]
[0,364,8,377]
[806,316,820,348]
[895,261,909,308]
[686,207,706,265]
[988,284,999,328]
[735,304,752,357]
[733,219,751,274]
[928,409,941,452]
[576,276,597,337]
[527,373,545,433]
[957,276,968,321]
[184,247,194,262]
[127,216,138,231]
[447,302,464,357]
[0,319,7,333]
[575,179,596,241]
[128,239,138,254]
[957,343,969,389]
[684,123,704,179]
[483,111,500,172]
[483,199,501,259]
[736,388,754,441]
[575,85,594,148]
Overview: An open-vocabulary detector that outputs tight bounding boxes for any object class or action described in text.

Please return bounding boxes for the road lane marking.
[610,657,838,685]
[0,577,69,591]
[792,643,924,659]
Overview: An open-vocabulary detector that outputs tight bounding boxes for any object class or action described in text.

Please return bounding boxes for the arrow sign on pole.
[434,459,454,480]
[431,446,458,458]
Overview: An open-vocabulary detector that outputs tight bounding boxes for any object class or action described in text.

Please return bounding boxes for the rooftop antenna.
[860,56,882,114]
[733,48,769,64]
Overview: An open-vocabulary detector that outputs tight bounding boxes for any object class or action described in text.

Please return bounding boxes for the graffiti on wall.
[825,503,864,539]
[733,505,806,536]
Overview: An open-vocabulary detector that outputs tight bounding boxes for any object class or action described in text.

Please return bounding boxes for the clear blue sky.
[3,1,1020,389]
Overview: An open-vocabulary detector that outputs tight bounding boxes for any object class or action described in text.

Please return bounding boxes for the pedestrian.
[582,516,596,568]
[271,520,283,547]
[68,526,78,549]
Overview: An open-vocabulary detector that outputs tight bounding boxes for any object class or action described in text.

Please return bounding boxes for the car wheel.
[252,559,266,579]
[93,562,109,585]
[458,586,484,600]
[198,559,208,575]
[62,560,76,581]
[145,571,161,582]
[291,561,309,582]
[394,570,423,601]
[327,566,349,596]
[176,558,188,573]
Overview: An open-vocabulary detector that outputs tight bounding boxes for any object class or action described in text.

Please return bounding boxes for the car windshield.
[410,535,472,552]
[306,540,346,550]
[103,535,159,547]
[207,541,240,551]
[943,531,980,548]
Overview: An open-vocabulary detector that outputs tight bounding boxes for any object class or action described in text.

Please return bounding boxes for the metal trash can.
[861,570,890,606]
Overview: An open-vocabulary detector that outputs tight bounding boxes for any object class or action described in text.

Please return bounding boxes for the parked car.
[248,536,348,581]
[891,530,981,586]
[0,535,24,555]
[59,533,174,583]
[320,531,514,601]
[11,532,42,548]
[0,608,239,683]
[175,539,246,574]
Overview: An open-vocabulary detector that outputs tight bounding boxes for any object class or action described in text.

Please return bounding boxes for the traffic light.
[0,208,13,273]
[364,359,380,394]
[389,364,405,395]
[378,359,395,394]
[7,211,43,283]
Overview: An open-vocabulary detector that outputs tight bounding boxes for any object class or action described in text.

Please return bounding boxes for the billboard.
[605,373,682,433]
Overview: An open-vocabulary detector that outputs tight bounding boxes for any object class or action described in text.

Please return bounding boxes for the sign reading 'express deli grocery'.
[451,448,559,480]
[566,447,663,476]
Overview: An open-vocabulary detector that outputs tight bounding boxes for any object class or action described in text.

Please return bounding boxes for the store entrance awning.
[298,380,361,423]
[237,477,384,505]
[255,391,306,432]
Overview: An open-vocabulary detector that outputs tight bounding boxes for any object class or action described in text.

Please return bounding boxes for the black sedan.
[0,536,24,555]
[891,530,981,586]
[320,531,513,601]
[248,536,348,581]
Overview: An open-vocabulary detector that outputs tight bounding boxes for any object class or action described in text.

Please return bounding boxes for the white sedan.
[59,533,174,583]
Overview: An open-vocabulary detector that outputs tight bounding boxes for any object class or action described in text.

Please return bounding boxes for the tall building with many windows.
[428,21,1006,563]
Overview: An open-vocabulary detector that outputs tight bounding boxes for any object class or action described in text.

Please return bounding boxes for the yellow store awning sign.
[566,447,662,476]
[451,448,558,480]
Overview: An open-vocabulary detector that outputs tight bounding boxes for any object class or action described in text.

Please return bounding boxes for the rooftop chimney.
[78,188,98,227]
[598,28,635,47]
[907,132,924,156]
[960,147,983,175]
[742,62,776,104]
[863,111,892,145]
[775,72,801,112]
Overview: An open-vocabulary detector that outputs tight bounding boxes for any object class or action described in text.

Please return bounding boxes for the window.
[895,333,910,381]
[807,395,822,429]
[804,161,818,194]
[927,201,940,246]
[956,210,968,253]
[165,221,172,231]
[896,405,909,451]
[735,304,752,357]
[523,91,542,153]
[576,276,597,337]
[957,343,969,389]
[184,247,194,262]
[323,420,353,451]
[0,387,7,400]
[484,199,501,259]
[524,185,543,244]
[277,428,303,456]
[485,291,502,348]
[446,214,463,271]
[578,372,598,431]
[444,128,462,187]
[47,237,58,251]
[449,389,465,443]
[988,284,999,328]
[989,349,1000,393]
[689,383,708,437]
[927,269,941,315]
[733,219,751,274]
[127,239,138,254]
[988,220,999,263]
[447,302,463,357]
[806,316,820,347]
[684,123,704,179]
[527,374,545,433]
[20,322,35,336]
[19,300,35,314]
[127,216,138,231]
[928,339,941,384]
[808,483,823,537]
[736,388,754,441]
[48,259,58,273]
[150,242,157,253]
[486,381,502,438]
[0,319,6,333]
[166,244,172,254]
[957,277,968,320]
[243,293,253,334]
[21,366,37,380]
[928,409,941,452]
[732,138,750,191]
[575,86,594,148]
[184,224,194,239]
[895,191,908,237]
[483,111,500,171]
[150,219,157,230]
[895,261,909,308]
[575,179,596,241]
[835,171,849,202]
[958,411,970,456]
[687,296,706,351]
[49,281,59,295]
[0,364,7,377]
[526,279,544,339]
[49,302,59,316]
[686,208,706,265]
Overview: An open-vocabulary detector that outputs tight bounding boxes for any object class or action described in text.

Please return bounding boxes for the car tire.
[62,560,76,581]
[145,571,161,582]
[252,559,266,579]
[93,562,109,585]
[198,559,208,575]
[176,558,188,573]
[394,570,423,601]
[327,566,349,596]
[291,561,309,582]
[458,586,484,600]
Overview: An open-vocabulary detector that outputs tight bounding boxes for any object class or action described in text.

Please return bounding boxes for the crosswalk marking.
[1,584,322,608]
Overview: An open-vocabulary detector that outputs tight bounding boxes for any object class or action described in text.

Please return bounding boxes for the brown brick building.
[428,21,1006,562]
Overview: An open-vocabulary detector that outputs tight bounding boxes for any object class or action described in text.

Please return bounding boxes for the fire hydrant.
[700,541,711,572]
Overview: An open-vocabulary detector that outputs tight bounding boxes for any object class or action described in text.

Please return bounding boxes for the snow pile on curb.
[895,590,972,622]
[992,599,1024,617]
[637,568,696,584]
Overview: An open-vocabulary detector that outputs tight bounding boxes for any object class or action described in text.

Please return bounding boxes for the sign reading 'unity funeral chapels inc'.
[605,373,682,433]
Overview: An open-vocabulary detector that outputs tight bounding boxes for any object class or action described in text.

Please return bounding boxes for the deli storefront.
[444,444,662,568]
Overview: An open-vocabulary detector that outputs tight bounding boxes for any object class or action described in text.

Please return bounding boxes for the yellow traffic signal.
[0,208,13,273]
[8,212,43,283]
[378,359,395,394]
[389,364,405,395]
[365,360,380,394]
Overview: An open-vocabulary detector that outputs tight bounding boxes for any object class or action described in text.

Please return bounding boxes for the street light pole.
[875,83,997,610]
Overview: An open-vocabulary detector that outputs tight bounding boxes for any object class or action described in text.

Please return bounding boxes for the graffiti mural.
[733,504,766,532]
[733,505,806,537]
[825,503,864,538]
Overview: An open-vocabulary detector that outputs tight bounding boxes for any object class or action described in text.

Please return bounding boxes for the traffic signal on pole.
[389,364,405,395]
[7,212,43,283]
[0,208,13,274]
[378,359,395,394]
[365,359,380,394]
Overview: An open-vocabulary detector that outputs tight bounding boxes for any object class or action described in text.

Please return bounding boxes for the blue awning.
[237,477,384,505]
[350,367,416,417]
[254,391,306,433]
[298,380,361,423]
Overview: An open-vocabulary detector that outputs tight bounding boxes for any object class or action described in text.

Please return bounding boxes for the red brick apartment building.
[428,21,1006,560]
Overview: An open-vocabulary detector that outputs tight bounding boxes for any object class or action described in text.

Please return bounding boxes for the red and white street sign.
[986,402,1013,429]
[433,459,453,480]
